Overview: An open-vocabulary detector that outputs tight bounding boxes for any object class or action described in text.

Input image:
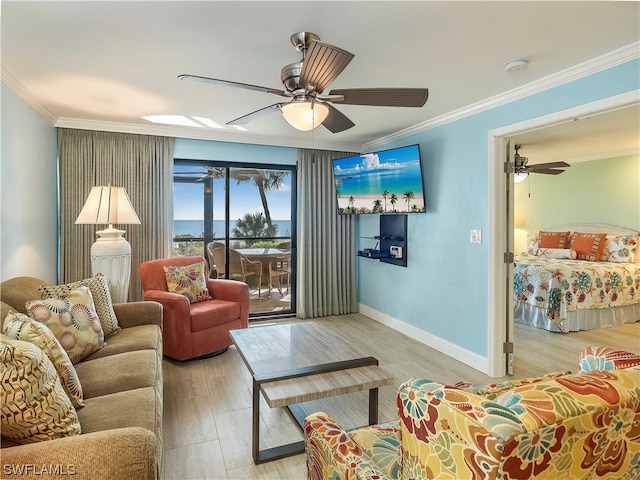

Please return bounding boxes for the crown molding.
[54,117,363,153]
[363,41,640,151]
[2,67,57,123]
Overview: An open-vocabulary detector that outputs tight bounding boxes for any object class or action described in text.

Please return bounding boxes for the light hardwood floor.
[162,314,640,480]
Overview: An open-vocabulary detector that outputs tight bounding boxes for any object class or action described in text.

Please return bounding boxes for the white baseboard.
[358,303,490,375]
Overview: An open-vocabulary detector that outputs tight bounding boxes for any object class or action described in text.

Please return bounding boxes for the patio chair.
[268,254,291,299]
[207,243,262,297]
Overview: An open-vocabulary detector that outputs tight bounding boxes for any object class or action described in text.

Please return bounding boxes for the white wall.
[1,83,58,282]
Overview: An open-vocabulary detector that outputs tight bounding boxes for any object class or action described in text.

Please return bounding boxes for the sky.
[173,165,292,221]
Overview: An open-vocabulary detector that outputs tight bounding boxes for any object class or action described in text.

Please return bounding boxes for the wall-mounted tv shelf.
[357,214,408,267]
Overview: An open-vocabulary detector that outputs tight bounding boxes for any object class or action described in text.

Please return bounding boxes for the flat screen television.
[333,144,426,214]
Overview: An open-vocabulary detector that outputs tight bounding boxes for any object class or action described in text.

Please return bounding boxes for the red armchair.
[140,256,249,361]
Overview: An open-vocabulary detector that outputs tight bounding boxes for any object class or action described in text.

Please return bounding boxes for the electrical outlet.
[470,229,482,244]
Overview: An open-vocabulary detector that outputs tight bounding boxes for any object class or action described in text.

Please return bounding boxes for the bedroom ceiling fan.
[513,144,570,183]
[178,32,429,133]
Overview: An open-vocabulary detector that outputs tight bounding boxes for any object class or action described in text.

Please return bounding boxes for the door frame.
[486,90,639,377]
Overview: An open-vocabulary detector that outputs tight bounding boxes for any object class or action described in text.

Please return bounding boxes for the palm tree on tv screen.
[404,191,414,212]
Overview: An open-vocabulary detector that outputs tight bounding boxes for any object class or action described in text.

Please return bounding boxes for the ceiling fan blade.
[526,161,570,171]
[178,74,288,97]
[328,88,429,107]
[226,103,284,126]
[322,104,355,133]
[299,41,354,94]
[531,169,565,175]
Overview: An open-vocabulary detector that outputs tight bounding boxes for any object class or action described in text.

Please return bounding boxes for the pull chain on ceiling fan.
[178,32,429,133]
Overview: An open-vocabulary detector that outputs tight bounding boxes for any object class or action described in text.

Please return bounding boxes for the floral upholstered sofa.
[304,346,640,480]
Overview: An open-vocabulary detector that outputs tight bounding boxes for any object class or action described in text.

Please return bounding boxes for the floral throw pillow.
[163,261,213,303]
[25,285,106,364]
[39,273,121,338]
[3,311,84,407]
[600,233,638,263]
[0,334,81,444]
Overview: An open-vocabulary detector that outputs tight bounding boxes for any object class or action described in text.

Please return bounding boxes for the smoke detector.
[505,58,529,72]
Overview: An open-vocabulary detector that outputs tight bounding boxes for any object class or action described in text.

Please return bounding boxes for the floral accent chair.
[304,347,640,480]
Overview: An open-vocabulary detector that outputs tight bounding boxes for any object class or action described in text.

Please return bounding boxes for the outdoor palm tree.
[235,170,288,237]
[232,212,269,239]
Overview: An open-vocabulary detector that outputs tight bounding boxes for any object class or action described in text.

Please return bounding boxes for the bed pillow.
[600,233,638,263]
[163,261,213,303]
[0,334,81,444]
[572,232,607,261]
[25,285,106,364]
[536,248,577,260]
[522,231,541,254]
[39,273,121,338]
[3,311,84,407]
[538,231,570,249]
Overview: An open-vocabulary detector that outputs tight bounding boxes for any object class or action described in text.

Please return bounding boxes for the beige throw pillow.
[3,310,84,407]
[26,285,105,364]
[0,334,81,444]
[39,273,121,338]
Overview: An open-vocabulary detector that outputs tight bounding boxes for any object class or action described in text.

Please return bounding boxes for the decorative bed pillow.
[571,232,607,261]
[163,261,213,303]
[538,230,570,249]
[26,285,106,364]
[3,311,84,407]
[39,273,121,338]
[536,248,577,259]
[522,231,541,254]
[0,334,81,444]
[600,233,638,263]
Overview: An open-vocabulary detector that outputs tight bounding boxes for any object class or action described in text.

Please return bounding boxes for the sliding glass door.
[173,160,296,318]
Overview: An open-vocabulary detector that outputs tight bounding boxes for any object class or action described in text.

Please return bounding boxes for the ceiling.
[2,1,639,156]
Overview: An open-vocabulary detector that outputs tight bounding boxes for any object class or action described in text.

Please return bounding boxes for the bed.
[514,223,640,333]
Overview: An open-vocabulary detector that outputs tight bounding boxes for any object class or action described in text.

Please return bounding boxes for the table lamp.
[75,186,140,303]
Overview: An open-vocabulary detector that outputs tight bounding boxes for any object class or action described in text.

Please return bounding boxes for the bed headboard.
[548,223,639,236]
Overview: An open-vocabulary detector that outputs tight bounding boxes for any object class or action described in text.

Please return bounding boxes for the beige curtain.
[57,129,173,301]
[297,148,357,318]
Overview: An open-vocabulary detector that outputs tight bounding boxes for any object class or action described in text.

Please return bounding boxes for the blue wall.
[174,138,297,164]
[357,59,639,357]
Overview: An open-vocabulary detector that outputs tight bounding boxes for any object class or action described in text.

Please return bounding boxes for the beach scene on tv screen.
[333,145,426,214]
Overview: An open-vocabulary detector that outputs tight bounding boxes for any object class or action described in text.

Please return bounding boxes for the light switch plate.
[470,229,482,244]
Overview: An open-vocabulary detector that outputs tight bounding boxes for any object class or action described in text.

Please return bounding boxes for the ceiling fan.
[178,32,429,133]
[514,144,570,180]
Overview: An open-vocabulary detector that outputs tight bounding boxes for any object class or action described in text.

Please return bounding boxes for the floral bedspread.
[514,254,640,330]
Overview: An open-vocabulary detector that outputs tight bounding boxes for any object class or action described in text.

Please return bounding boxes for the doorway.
[173,160,296,318]
[486,90,639,377]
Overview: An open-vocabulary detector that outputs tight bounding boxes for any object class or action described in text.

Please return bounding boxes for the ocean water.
[174,219,291,237]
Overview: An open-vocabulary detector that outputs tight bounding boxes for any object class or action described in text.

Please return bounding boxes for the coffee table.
[229,321,394,464]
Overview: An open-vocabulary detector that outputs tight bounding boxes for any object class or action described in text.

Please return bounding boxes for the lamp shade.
[280,101,329,131]
[75,186,140,225]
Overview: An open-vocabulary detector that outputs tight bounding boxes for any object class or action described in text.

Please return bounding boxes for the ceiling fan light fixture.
[280,101,329,131]
[514,172,529,183]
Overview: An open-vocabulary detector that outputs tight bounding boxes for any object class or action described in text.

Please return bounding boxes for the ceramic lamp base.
[91,227,131,303]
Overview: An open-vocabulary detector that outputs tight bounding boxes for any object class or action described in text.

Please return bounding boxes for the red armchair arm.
[142,289,192,356]
[206,278,250,327]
